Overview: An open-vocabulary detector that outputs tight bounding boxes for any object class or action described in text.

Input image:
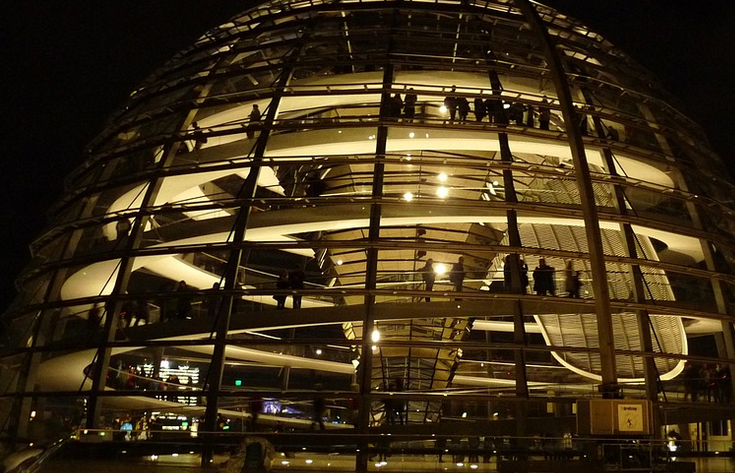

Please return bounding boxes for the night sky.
[2,2,734,311]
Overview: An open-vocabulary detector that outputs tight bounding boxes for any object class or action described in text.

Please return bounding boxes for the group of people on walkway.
[273,266,306,309]
[110,265,310,331]
[380,86,553,129]
[682,361,732,403]
[419,256,583,299]
[384,89,418,120]
[420,257,465,301]
[443,86,552,129]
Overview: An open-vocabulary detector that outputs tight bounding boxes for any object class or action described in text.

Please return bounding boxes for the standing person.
[485,97,501,124]
[683,362,700,402]
[718,365,732,403]
[289,265,306,309]
[404,88,417,121]
[444,86,457,122]
[473,97,486,122]
[246,104,261,139]
[533,259,555,296]
[175,280,193,319]
[538,97,551,130]
[520,258,529,294]
[564,261,582,298]
[116,218,131,240]
[449,256,466,292]
[457,97,470,123]
[525,104,535,127]
[207,282,222,318]
[313,385,326,430]
[504,254,528,293]
[421,259,436,301]
[191,121,207,151]
[509,102,524,124]
[389,93,403,119]
[132,299,149,326]
[607,125,620,141]
[503,254,514,293]
[273,271,289,309]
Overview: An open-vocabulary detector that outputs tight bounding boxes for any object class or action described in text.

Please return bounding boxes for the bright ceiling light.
[403,192,413,201]
[371,329,380,342]
[438,172,448,181]
[437,186,448,198]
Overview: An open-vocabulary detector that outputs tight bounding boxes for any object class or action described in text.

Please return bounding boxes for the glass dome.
[3,0,735,457]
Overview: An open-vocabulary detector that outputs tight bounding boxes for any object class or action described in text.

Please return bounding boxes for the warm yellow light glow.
[371,329,380,342]
[438,172,448,181]
[435,263,447,275]
[437,186,448,198]
[439,105,447,113]
[403,192,414,201]
[336,259,343,265]
[408,132,415,138]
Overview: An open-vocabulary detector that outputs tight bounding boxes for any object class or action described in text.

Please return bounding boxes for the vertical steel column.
[582,93,659,403]
[516,0,618,389]
[85,177,167,428]
[13,186,109,440]
[499,130,530,433]
[485,40,529,433]
[87,70,225,430]
[604,151,659,400]
[355,63,392,473]
[642,105,735,404]
[200,56,297,466]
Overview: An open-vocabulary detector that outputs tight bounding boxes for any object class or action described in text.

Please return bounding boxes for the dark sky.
[2,2,734,311]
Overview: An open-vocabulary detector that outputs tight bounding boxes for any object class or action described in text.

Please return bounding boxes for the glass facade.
[3,0,735,464]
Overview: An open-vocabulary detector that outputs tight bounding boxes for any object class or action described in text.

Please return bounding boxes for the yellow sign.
[617,404,644,432]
